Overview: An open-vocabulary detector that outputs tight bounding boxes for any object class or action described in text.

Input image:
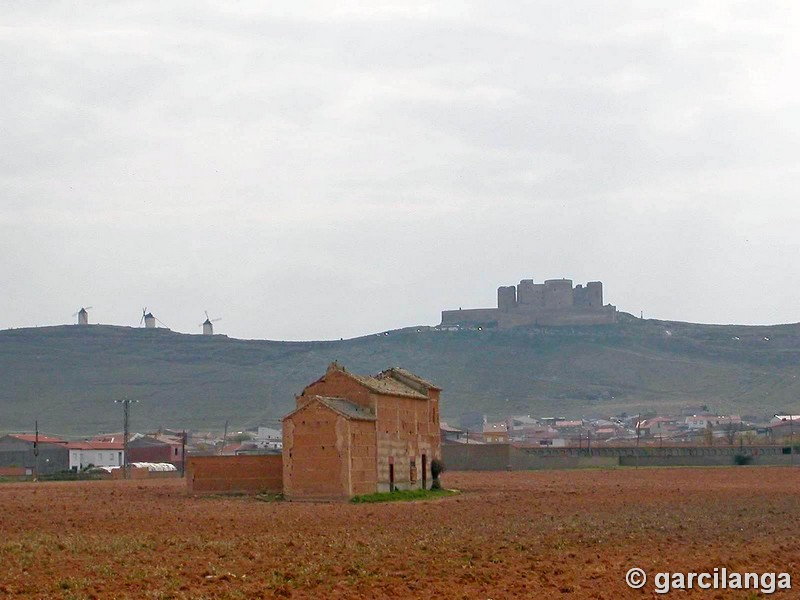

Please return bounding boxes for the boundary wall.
[186,455,282,494]
[443,444,793,470]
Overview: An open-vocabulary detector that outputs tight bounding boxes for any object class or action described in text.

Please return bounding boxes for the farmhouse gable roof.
[284,395,377,422]
[311,362,428,400]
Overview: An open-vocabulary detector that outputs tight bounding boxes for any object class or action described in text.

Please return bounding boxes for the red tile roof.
[9,434,66,444]
[66,441,125,450]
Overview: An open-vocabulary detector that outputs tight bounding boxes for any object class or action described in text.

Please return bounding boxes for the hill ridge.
[2,315,800,435]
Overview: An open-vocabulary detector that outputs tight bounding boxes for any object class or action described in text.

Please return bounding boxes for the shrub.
[430,459,445,489]
[734,454,753,466]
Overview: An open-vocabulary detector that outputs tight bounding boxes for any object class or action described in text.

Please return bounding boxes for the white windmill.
[73,306,92,325]
[140,307,157,329]
[199,311,222,335]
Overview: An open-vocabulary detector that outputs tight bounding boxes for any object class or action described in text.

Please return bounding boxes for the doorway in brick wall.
[422,454,427,489]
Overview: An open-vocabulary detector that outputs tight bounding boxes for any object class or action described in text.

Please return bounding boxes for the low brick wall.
[186,455,283,494]
[0,466,28,478]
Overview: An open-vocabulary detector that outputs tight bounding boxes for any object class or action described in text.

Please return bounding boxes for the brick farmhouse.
[282,363,442,500]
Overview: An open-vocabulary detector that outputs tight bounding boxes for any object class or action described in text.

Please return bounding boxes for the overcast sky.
[2,1,800,340]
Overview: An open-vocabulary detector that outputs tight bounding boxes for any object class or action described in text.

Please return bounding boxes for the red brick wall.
[0,467,26,477]
[283,401,350,499]
[373,394,441,491]
[349,418,377,496]
[186,455,282,494]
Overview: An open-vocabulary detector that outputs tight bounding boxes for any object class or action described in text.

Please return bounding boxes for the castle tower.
[517,279,534,305]
[518,279,546,308]
[586,281,603,309]
[544,279,574,310]
[497,286,518,311]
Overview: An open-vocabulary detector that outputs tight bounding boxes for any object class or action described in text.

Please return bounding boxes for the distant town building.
[440,422,467,443]
[482,421,508,444]
[685,415,741,430]
[128,436,173,464]
[767,419,800,441]
[67,441,124,471]
[0,434,69,475]
[638,417,681,438]
[253,427,282,450]
[441,278,617,329]
[771,415,800,425]
[149,433,185,467]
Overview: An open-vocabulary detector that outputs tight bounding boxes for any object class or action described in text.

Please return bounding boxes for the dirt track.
[0,468,798,599]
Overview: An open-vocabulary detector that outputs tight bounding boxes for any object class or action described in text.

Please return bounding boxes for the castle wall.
[573,285,589,308]
[440,308,499,326]
[498,305,617,328]
[532,284,545,306]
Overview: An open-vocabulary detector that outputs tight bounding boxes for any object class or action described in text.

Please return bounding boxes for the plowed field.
[1,468,798,599]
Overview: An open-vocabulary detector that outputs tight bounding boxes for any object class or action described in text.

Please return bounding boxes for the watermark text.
[626,567,791,594]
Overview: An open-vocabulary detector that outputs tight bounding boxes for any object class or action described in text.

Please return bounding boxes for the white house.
[685,415,741,430]
[67,441,124,471]
[253,426,282,450]
[771,415,800,425]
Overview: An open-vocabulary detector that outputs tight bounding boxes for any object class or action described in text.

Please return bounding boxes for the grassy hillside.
[2,314,800,436]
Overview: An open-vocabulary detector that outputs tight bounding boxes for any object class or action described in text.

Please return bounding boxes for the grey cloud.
[2,1,800,339]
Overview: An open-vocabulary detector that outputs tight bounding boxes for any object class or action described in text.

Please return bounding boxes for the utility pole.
[114,399,138,479]
[791,415,795,466]
[181,430,187,478]
[635,414,641,469]
[220,420,229,455]
[636,414,641,447]
[33,420,39,481]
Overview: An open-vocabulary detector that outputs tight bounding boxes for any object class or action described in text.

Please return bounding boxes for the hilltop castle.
[441,278,617,329]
